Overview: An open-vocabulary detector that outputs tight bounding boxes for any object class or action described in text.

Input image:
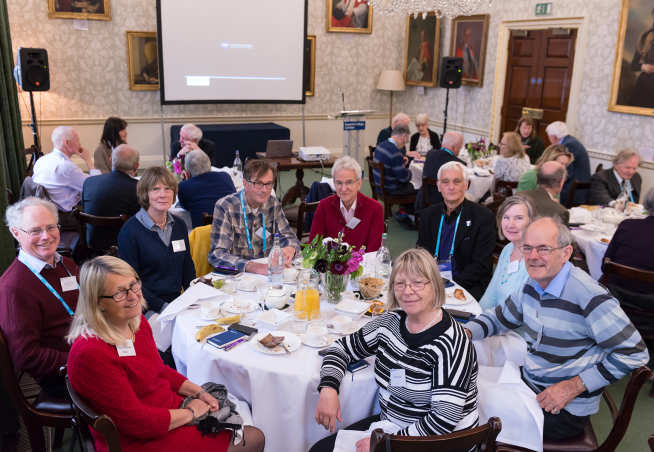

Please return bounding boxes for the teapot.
[264,286,289,310]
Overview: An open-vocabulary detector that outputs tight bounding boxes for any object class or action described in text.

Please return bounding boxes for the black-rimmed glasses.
[246,179,274,190]
[101,279,142,302]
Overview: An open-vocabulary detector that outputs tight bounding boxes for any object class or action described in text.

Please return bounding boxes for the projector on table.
[298,146,331,161]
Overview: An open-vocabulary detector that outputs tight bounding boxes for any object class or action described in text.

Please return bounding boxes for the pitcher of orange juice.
[295,269,321,320]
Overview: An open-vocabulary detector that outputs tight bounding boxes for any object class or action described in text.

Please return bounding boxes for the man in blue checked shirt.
[208,159,300,275]
[465,216,649,441]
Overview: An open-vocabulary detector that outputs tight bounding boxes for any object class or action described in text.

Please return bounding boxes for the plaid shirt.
[209,190,301,271]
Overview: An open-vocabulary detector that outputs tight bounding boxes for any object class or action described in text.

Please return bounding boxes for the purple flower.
[314,259,328,273]
[173,159,182,174]
[330,261,347,275]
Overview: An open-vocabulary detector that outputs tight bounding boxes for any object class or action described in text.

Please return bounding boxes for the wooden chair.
[494,180,519,198]
[66,375,121,452]
[420,177,439,210]
[370,416,502,452]
[565,180,591,208]
[74,209,128,262]
[295,200,320,242]
[0,328,72,452]
[366,155,379,201]
[202,212,213,226]
[366,157,416,220]
[648,433,654,452]
[368,145,376,160]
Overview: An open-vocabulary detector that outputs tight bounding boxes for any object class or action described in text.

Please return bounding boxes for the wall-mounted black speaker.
[14,47,50,91]
[438,57,463,89]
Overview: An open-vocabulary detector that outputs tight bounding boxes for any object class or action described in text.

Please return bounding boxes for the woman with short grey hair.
[409,113,441,156]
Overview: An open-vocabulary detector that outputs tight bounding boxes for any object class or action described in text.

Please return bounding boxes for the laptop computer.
[265,139,293,158]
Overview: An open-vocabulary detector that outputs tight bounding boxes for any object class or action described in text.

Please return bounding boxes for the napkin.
[151,283,225,351]
[334,420,401,452]
[255,309,292,329]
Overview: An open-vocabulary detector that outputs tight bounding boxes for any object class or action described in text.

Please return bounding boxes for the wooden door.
[500,28,577,143]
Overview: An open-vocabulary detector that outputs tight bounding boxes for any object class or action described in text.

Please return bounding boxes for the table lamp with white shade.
[376,70,405,125]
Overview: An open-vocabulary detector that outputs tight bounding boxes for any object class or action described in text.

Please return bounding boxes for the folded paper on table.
[151,283,225,351]
[334,420,401,452]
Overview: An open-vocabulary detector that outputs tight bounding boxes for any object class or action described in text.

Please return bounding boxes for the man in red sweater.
[0,197,79,398]
[310,156,384,251]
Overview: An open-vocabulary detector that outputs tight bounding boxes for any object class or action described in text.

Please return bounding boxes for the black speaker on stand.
[438,57,463,137]
[13,47,50,165]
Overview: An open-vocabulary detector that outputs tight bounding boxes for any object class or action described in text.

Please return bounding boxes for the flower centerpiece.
[465,137,498,163]
[301,233,365,303]
[165,154,185,179]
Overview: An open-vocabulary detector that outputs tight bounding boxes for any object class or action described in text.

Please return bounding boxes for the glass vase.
[324,272,347,304]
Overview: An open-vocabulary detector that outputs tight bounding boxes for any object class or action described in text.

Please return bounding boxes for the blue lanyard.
[434,211,462,259]
[23,260,76,316]
[240,191,266,253]
[442,148,454,157]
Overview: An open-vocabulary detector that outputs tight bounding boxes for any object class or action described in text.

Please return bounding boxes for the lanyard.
[442,148,454,157]
[23,260,75,316]
[434,210,462,259]
[240,191,266,254]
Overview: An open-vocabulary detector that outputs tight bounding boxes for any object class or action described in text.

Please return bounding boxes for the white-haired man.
[420,131,466,207]
[545,121,590,206]
[588,149,642,205]
[377,112,410,150]
[32,126,100,212]
[169,123,216,164]
[416,161,496,299]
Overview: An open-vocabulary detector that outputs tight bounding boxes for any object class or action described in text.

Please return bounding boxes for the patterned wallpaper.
[7,0,653,158]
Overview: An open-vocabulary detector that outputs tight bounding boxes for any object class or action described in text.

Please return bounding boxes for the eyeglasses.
[394,280,431,292]
[247,179,274,190]
[101,279,142,302]
[334,179,359,188]
[520,245,568,257]
[18,224,60,238]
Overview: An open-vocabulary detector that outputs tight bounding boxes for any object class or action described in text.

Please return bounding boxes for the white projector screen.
[156,0,307,104]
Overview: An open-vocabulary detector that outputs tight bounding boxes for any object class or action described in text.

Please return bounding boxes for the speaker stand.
[442,86,451,138]
[28,91,40,151]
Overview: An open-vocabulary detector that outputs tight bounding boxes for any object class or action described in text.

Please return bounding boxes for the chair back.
[367,158,387,196]
[370,417,501,452]
[648,433,654,452]
[188,225,213,277]
[421,177,439,209]
[19,176,50,201]
[565,180,591,208]
[202,212,213,226]
[296,201,320,241]
[600,258,654,285]
[595,163,604,174]
[494,180,518,198]
[74,209,128,261]
[368,145,376,160]
[66,376,121,452]
[366,156,379,200]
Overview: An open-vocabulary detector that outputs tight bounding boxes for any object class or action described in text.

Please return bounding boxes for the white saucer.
[251,330,301,354]
[301,334,335,348]
[222,301,259,314]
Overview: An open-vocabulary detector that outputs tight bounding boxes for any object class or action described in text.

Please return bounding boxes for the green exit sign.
[535,2,552,16]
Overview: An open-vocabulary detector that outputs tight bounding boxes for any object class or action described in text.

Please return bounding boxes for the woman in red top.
[310,156,384,252]
[66,256,264,452]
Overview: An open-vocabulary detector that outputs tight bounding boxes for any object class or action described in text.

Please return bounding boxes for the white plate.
[579,223,604,233]
[335,299,369,315]
[445,288,472,306]
[301,334,335,348]
[251,330,301,354]
[222,301,259,314]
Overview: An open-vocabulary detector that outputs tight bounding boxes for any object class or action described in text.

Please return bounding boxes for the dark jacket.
[178,171,236,228]
[420,148,466,207]
[588,169,642,206]
[417,199,496,300]
[170,138,217,166]
[560,135,591,206]
[604,216,654,294]
[82,171,139,251]
[410,129,441,153]
[518,187,570,225]
[522,135,545,164]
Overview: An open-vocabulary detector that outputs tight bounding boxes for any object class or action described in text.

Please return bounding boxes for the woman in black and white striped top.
[310,248,479,452]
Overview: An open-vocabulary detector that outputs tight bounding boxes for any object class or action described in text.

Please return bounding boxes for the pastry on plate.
[359,277,385,299]
[258,333,285,348]
[453,289,466,301]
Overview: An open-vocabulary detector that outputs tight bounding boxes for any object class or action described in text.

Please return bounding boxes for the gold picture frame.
[449,14,489,87]
[48,0,111,21]
[326,0,372,34]
[304,35,316,96]
[404,12,441,87]
[609,0,654,116]
[126,31,159,91]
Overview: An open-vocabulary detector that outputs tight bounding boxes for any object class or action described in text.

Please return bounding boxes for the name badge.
[116,340,136,357]
[507,260,520,274]
[255,227,269,240]
[346,217,361,229]
[172,239,186,253]
[390,369,406,387]
[60,276,78,292]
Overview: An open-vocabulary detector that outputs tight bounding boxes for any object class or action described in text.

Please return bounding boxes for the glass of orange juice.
[296,269,321,320]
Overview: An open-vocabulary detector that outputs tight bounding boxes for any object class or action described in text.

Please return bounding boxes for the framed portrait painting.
[48,0,111,21]
[449,14,489,87]
[126,32,159,91]
[304,35,316,96]
[609,0,654,116]
[404,12,441,87]
[326,0,372,33]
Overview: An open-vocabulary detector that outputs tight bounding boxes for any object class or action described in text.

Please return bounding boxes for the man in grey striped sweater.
[466,217,649,441]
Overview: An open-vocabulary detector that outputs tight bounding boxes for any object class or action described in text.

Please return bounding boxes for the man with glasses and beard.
[465,217,648,441]
[209,159,300,275]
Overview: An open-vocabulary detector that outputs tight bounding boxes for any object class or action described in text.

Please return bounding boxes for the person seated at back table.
[118,167,195,314]
[310,156,384,252]
[409,113,441,157]
[518,161,570,225]
[178,149,236,229]
[493,131,531,183]
[170,123,216,164]
[67,256,265,452]
[209,159,300,275]
[310,248,478,452]
[93,116,128,174]
[465,217,649,441]
[588,148,642,206]
[515,116,545,164]
[82,144,140,252]
[545,121,591,206]
[517,144,573,193]
[417,161,496,300]
[0,198,79,398]
[479,196,533,310]
[420,131,465,208]
[376,112,410,152]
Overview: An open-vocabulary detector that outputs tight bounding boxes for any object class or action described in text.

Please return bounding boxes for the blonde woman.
[310,248,478,452]
[517,144,573,193]
[67,256,264,452]
[493,131,531,182]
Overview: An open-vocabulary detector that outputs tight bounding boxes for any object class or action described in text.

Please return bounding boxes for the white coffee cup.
[283,268,299,283]
[264,287,288,309]
[331,315,354,333]
[234,296,253,309]
[306,322,328,345]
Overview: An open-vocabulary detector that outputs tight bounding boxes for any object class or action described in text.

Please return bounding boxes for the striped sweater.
[466,263,649,416]
[373,139,411,193]
[319,310,478,436]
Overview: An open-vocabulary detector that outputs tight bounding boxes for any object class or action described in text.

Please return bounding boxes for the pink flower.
[173,159,182,174]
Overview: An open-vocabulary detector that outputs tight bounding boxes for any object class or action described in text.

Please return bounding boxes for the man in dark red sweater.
[0,197,79,398]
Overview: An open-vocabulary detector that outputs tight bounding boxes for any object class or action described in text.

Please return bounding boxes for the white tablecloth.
[408,161,494,203]
[570,229,611,280]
